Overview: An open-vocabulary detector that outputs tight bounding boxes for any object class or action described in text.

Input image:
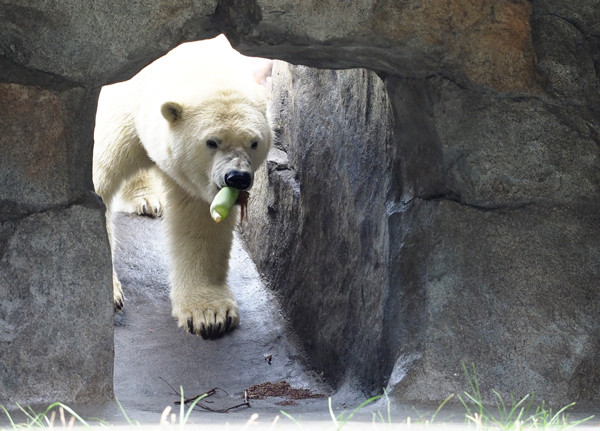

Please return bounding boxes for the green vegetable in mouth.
[210,187,240,223]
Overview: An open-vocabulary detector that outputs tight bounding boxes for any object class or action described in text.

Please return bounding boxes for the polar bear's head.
[158,86,272,203]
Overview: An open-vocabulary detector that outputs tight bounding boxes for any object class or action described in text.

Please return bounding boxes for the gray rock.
[242,63,396,393]
[387,76,600,208]
[531,1,600,103]
[230,0,538,92]
[242,56,600,407]
[0,0,599,411]
[0,204,113,405]
[386,200,600,406]
[0,0,218,85]
[0,83,80,217]
[0,80,113,406]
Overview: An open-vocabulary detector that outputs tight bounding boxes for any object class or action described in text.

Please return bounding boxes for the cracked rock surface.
[241,61,600,406]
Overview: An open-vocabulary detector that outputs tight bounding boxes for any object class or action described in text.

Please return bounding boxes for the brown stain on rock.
[0,83,68,182]
[370,0,536,91]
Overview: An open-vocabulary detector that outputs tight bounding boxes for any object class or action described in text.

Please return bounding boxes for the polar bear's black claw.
[200,324,211,339]
[197,322,227,340]
[185,315,232,339]
[114,299,123,311]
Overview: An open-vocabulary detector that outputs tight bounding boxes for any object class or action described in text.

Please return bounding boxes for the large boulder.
[242,53,600,406]
[0,1,218,85]
[242,63,396,393]
[0,83,113,404]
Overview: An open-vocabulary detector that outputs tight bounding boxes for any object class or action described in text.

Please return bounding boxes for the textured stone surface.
[0,204,113,405]
[380,65,600,405]
[0,80,113,405]
[226,0,537,92]
[242,63,396,392]
[0,0,545,90]
[0,83,70,216]
[0,0,599,410]
[0,0,218,85]
[242,45,600,405]
[532,1,600,103]
[386,76,600,207]
[384,200,600,405]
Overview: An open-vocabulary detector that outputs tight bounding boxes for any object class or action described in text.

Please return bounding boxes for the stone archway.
[1,0,599,409]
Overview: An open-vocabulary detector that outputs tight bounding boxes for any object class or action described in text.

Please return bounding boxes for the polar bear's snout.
[225,170,252,191]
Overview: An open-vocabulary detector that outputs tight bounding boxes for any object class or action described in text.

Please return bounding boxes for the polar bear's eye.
[251,141,259,150]
[206,140,218,149]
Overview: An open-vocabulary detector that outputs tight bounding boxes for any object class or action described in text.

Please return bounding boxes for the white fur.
[93,35,272,338]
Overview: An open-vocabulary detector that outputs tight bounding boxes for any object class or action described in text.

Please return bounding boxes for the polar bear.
[93,35,273,339]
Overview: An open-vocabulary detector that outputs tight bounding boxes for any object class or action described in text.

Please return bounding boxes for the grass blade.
[328,397,339,429]
[44,402,90,428]
[113,396,138,426]
[338,394,382,428]
[16,403,44,426]
[549,401,576,424]
[179,386,185,426]
[0,405,17,429]
[182,392,208,425]
[430,393,454,423]
[383,389,391,424]
[279,409,303,429]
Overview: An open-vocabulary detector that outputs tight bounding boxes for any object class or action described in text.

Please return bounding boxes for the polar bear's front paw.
[133,195,163,218]
[172,298,240,339]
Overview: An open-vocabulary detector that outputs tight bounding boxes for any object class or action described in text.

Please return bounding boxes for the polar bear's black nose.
[225,170,252,191]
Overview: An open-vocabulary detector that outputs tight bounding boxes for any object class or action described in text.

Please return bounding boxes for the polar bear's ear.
[161,102,183,123]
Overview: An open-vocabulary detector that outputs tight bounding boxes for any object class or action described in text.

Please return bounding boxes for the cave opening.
[2,1,600,422]
[94,35,386,417]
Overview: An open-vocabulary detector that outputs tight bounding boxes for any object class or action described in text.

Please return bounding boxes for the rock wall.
[242,61,600,405]
[383,73,600,402]
[242,64,396,392]
[0,0,598,407]
[240,2,600,406]
[0,81,113,404]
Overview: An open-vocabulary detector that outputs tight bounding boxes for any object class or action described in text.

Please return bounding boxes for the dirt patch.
[246,380,326,403]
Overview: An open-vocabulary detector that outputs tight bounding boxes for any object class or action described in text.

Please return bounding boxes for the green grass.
[0,387,207,430]
[1,367,595,429]
[278,363,594,430]
[328,392,384,430]
[1,402,89,429]
[455,362,594,430]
